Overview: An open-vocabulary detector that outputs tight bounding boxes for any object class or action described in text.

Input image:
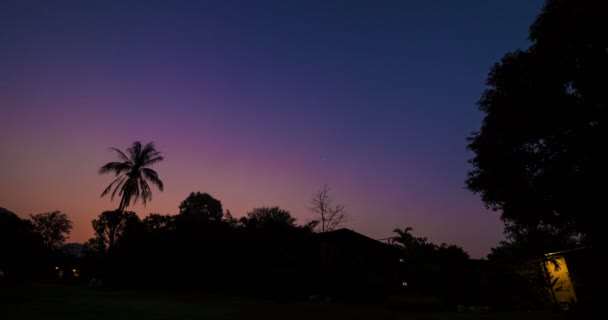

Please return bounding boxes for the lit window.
[402,281,408,287]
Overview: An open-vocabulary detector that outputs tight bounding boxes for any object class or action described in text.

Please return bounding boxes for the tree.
[436,243,470,263]
[243,206,297,229]
[223,210,238,227]
[143,213,175,232]
[178,191,223,222]
[391,227,415,250]
[99,141,164,211]
[309,184,348,232]
[466,0,603,248]
[90,210,140,252]
[29,211,73,251]
[0,208,45,278]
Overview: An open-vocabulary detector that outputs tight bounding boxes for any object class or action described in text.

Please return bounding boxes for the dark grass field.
[1,283,567,320]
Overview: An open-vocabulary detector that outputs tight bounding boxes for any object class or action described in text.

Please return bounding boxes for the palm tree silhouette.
[99,141,164,211]
[392,227,415,250]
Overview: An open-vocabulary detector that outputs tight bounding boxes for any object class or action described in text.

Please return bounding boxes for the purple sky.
[0,0,544,258]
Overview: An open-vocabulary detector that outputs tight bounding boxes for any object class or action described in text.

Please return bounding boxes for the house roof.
[317,228,399,252]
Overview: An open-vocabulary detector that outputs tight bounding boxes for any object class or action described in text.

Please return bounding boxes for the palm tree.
[99,141,164,211]
[392,227,415,250]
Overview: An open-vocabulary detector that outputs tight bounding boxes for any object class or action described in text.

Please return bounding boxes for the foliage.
[142,213,175,232]
[391,227,415,250]
[178,191,223,222]
[0,207,45,279]
[223,210,238,227]
[243,206,297,229]
[466,0,603,248]
[90,210,141,252]
[99,141,164,211]
[29,211,73,252]
[485,241,557,311]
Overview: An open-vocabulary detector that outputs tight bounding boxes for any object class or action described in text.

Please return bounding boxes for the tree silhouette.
[243,206,296,229]
[309,184,348,232]
[178,191,223,222]
[91,210,140,252]
[391,227,415,250]
[466,0,603,247]
[0,208,45,279]
[29,211,73,252]
[99,141,164,211]
[143,213,175,232]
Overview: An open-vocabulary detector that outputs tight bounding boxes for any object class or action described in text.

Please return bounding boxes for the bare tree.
[309,184,349,232]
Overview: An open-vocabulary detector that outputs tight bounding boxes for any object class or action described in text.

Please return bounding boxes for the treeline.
[1,208,73,281]
[4,193,589,310]
[83,192,322,297]
[1,192,480,305]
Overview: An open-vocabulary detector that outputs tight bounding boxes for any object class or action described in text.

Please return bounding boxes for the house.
[315,228,405,299]
[541,246,592,311]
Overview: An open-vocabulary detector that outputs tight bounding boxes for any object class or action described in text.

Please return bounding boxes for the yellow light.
[72,269,77,272]
[54,266,59,270]
[402,282,408,287]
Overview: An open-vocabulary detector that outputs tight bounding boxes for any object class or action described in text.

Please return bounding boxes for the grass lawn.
[1,283,566,320]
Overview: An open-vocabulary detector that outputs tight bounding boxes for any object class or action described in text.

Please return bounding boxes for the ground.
[1,283,566,320]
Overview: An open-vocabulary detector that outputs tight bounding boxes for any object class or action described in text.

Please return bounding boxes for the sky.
[0,0,544,259]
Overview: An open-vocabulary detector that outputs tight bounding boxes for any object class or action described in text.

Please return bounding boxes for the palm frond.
[130,179,141,205]
[110,147,131,162]
[119,179,137,210]
[111,176,128,201]
[140,143,162,166]
[141,168,164,191]
[127,141,142,164]
[101,176,125,198]
[139,178,152,205]
[140,142,156,158]
[144,155,164,167]
[99,162,132,175]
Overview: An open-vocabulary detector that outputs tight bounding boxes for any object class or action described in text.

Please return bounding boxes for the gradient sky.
[0,0,544,258]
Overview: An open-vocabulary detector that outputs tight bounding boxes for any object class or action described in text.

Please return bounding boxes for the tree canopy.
[466,0,604,248]
[243,206,297,229]
[29,211,73,252]
[178,191,223,222]
[90,210,140,252]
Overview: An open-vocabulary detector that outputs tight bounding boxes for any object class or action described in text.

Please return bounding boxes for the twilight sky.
[0,0,544,258]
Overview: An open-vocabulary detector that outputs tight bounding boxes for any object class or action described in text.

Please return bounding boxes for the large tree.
[29,211,73,252]
[178,191,223,222]
[90,210,140,252]
[99,141,164,211]
[466,0,604,248]
[0,208,45,278]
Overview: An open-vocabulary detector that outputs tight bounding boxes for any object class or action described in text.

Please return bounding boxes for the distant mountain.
[62,243,85,258]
